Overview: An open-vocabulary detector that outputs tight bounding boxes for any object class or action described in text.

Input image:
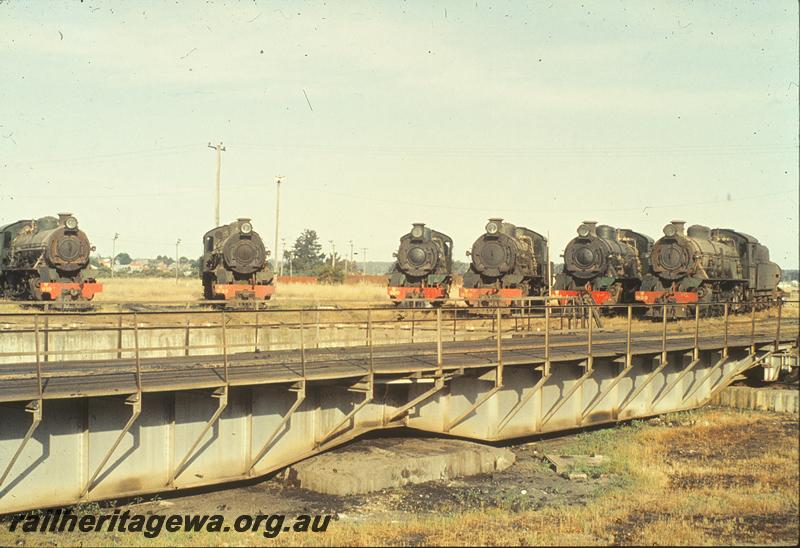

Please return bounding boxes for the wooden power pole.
[208,142,226,226]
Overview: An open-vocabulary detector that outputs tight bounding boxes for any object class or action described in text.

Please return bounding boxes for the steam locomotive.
[388,223,453,305]
[553,221,653,308]
[200,218,274,300]
[461,218,548,306]
[0,213,102,301]
[635,221,782,316]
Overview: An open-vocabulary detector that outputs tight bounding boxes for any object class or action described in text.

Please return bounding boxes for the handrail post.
[496,305,503,385]
[117,313,123,359]
[254,309,260,352]
[693,303,700,360]
[300,309,306,378]
[625,305,632,367]
[184,316,191,357]
[723,303,729,358]
[661,303,668,365]
[43,314,49,363]
[436,307,442,375]
[368,308,374,376]
[133,312,141,392]
[34,314,43,399]
[774,298,782,352]
[221,310,229,384]
[544,297,551,376]
[315,301,321,349]
[587,301,593,371]
[750,301,756,353]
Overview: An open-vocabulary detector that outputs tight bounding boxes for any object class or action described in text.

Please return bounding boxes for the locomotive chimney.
[670,220,686,235]
[581,221,598,236]
[488,218,503,224]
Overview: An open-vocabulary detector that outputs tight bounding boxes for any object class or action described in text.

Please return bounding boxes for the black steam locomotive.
[200,218,274,300]
[0,213,102,301]
[461,218,548,306]
[388,223,453,305]
[636,220,782,316]
[553,221,653,308]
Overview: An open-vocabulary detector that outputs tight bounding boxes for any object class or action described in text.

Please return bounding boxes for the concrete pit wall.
[0,322,496,364]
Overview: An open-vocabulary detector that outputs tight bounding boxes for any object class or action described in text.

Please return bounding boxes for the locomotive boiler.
[460,218,548,306]
[200,218,274,300]
[0,213,102,301]
[635,220,781,315]
[387,223,453,305]
[553,221,653,308]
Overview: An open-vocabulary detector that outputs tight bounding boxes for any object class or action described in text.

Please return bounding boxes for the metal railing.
[0,297,797,401]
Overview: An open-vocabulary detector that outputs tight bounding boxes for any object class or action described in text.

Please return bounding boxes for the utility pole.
[175,238,181,284]
[274,175,285,282]
[345,240,354,277]
[328,240,336,268]
[288,251,293,276]
[111,233,119,279]
[280,238,286,276]
[208,142,226,227]
[361,247,367,274]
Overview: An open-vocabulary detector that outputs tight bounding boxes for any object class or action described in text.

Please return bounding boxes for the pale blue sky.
[1,1,798,267]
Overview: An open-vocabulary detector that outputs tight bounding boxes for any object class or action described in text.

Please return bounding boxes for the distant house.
[128,260,148,272]
[98,258,112,268]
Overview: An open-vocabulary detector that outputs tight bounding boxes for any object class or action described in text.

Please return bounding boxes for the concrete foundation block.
[283,437,515,495]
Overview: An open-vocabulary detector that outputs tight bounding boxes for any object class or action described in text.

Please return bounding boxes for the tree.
[452,260,470,275]
[290,229,326,274]
[115,252,132,265]
[316,264,345,284]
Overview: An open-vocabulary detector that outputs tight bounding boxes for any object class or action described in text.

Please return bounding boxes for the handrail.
[0,299,795,374]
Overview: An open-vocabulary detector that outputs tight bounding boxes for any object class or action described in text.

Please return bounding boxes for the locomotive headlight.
[411,225,424,239]
[577,224,590,237]
[663,224,677,237]
[485,221,499,235]
[65,216,78,230]
[240,222,253,234]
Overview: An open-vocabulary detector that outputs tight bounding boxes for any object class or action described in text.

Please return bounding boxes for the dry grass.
[2,408,796,546]
[91,278,388,304]
[93,278,202,302]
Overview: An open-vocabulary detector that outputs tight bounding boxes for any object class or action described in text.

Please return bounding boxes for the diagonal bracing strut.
[168,387,228,486]
[248,381,306,475]
[80,393,141,498]
[0,400,42,489]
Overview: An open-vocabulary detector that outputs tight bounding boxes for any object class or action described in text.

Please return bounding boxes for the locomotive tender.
[461,218,548,306]
[553,221,653,307]
[0,213,102,301]
[388,223,453,305]
[636,220,781,314]
[200,218,274,300]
